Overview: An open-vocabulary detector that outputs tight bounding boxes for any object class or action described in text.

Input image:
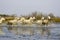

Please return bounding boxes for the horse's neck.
[0,18,5,21]
[29,19,34,22]
[21,17,25,20]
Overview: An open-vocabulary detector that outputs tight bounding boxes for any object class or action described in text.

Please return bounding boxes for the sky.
[0,0,60,16]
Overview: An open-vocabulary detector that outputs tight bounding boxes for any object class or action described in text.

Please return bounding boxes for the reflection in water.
[0,24,60,40]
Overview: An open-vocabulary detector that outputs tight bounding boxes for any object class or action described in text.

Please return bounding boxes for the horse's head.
[29,17,36,22]
[20,17,25,21]
[1,17,5,21]
[48,16,51,19]
[29,17,35,20]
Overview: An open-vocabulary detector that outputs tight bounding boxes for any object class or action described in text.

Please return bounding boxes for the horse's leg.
[46,29,51,38]
[41,27,45,36]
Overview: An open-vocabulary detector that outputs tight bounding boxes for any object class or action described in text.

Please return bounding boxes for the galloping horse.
[0,17,5,24]
[18,17,25,24]
[18,17,35,25]
[42,16,51,26]
[42,19,49,26]
[36,20,43,25]
[23,17,35,24]
[35,17,44,25]
[0,17,5,35]
[7,17,19,25]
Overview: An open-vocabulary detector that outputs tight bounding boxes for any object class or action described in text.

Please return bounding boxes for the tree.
[32,11,37,17]
[48,13,55,18]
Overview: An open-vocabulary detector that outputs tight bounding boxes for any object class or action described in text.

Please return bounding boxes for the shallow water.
[0,23,60,40]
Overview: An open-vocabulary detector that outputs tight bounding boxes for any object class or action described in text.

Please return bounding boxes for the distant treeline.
[0,14,16,17]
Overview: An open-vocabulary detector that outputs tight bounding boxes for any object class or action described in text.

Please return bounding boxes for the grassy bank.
[53,17,60,23]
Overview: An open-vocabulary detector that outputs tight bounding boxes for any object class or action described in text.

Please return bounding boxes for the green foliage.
[53,17,60,23]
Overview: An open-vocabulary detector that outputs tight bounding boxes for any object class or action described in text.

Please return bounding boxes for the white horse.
[0,17,5,24]
[35,16,50,26]
[23,17,35,24]
[18,17,25,24]
[42,19,49,26]
[18,17,35,25]
[42,16,51,25]
[0,17,5,35]
[36,20,43,25]
[7,17,19,25]
[35,17,44,25]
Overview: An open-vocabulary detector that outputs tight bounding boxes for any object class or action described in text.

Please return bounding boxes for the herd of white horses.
[0,16,52,25]
[0,16,52,35]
